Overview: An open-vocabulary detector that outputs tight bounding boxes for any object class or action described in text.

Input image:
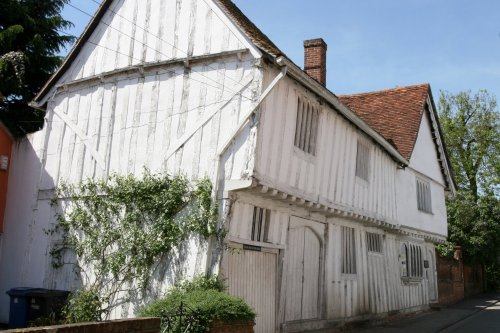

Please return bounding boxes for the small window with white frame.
[416,178,432,213]
[294,97,319,155]
[355,141,370,181]
[366,232,383,253]
[251,206,270,243]
[341,226,357,274]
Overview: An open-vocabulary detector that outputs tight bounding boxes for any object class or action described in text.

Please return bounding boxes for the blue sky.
[61,0,500,98]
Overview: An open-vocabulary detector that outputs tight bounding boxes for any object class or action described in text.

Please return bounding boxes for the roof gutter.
[275,56,409,167]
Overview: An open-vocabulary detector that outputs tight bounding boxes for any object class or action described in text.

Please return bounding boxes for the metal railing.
[160,302,205,333]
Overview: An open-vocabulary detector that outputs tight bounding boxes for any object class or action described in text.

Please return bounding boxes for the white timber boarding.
[0,0,263,322]
[220,62,451,331]
[0,0,453,332]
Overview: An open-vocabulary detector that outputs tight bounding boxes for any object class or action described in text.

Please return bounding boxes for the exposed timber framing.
[228,179,446,243]
[275,56,409,167]
[31,49,250,107]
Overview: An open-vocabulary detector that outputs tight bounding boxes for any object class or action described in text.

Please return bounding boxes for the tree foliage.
[437,90,500,269]
[438,90,499,199]
[442,191,500,264]
[0,0,75,136]
[50,171,220,320]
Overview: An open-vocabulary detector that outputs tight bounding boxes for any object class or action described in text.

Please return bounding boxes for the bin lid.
[6,288,69,297]
[6,287,41,297]
[27,289,70,298]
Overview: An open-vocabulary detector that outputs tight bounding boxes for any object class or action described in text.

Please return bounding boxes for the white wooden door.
[284,217,324,322]
[427,249,437,301]
[226,248,277,333]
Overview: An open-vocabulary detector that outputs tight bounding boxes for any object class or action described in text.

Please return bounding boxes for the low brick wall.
[3,318,160,333]
[210,320,254,333]
[3,318,254,333]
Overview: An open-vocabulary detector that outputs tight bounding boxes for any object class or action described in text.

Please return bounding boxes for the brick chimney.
[304,38,327,86]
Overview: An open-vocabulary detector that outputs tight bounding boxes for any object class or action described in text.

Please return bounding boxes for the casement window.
[251,207,270,242]
[294,97,319,155]
[366,232,383,253]
[400,244,408,277]
[416,178,432,213]
[400,243,423,278]
[355,141,370,181]
[341,226,357,274]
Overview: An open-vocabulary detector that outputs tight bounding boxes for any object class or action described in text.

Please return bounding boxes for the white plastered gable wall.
[411,106,446,186]
[396,103,448,236]
[0,0,267,322]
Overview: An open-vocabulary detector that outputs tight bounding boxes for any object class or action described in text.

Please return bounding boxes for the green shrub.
[174,275,225,293]
[63,289,107,323]
[139,276,255,332]
[486,264,500,291]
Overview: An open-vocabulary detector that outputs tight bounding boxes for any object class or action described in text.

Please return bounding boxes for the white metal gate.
[284,217,324,322]
[226,248,277,333]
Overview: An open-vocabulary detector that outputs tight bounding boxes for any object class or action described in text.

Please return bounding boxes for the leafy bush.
[63,289,107,323]
[139,276,255,332]
[486,264,500,291]
[436,242,455,258]
[174,275,225,293]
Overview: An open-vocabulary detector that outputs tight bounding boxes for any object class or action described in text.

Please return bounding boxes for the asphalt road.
[351,293,500,333]
[441,302,500,333]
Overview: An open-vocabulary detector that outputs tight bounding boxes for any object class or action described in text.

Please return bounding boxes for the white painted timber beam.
[32,49,251,107]
[51,107,106,170]
[217,66,287,157]
[164,72,255,161]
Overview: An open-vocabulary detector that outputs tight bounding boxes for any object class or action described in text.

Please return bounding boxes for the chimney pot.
[303,38,327,86]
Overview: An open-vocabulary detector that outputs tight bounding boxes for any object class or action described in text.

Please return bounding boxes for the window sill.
[401,277,423,284]
[355,175,369,187]
[341,273,358,280]
[293,146,316,162]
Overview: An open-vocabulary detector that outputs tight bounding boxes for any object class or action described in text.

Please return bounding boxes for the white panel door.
[427,249,437,301]
[226,249,277,333]
[285,216,324,322]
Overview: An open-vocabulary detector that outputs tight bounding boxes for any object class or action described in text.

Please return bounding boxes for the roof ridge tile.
[338,83,430,97]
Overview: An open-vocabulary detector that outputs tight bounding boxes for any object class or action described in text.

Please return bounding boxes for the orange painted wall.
[0,125,13,233]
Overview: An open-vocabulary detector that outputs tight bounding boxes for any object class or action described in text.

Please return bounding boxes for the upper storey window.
[294,97,319,155]
[355,141,370,181]
[416,178,432,213]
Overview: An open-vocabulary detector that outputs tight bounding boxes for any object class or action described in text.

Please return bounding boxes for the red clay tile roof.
[338,84,430,160]
[214,0,282,57]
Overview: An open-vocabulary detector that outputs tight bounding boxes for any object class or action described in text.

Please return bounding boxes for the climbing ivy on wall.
[49,170,220,320]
